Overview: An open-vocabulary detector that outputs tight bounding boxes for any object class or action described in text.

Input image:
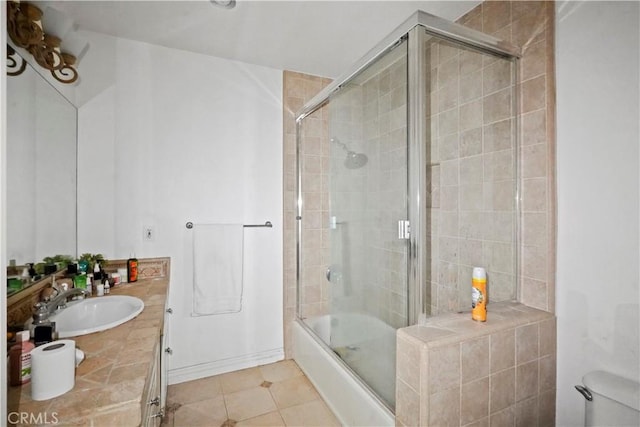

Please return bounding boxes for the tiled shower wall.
[283,51,411,353]
[284,0,556,360]
[458,0,556,315]
[425,38,518,315]
[283,72,331,357]
[329,52,409,328]
[395,2,557,426]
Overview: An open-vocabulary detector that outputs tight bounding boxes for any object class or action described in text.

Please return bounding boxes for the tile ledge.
[399,302,554,347]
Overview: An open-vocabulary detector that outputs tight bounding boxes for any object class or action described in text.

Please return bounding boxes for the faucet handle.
[33,302,49,324]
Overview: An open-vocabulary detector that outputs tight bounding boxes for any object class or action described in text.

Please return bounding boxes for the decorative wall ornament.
[6,1,79,84]
[6,44,27,76]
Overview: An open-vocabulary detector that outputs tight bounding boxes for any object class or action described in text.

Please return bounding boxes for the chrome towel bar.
[186,221,272,229]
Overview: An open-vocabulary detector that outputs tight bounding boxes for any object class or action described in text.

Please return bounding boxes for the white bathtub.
[293,315,395,427]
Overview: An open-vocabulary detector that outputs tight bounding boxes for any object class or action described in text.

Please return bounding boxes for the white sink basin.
[47,295,144,338]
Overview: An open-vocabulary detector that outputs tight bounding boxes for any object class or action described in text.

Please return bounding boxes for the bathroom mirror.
[6,51,77,295]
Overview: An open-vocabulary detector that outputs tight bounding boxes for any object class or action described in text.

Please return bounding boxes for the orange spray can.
[471,267,487,322]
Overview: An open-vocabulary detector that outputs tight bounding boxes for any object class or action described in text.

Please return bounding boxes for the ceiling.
[40,0,480,78]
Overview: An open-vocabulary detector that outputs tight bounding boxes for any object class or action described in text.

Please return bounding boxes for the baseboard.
[168,348,284,385]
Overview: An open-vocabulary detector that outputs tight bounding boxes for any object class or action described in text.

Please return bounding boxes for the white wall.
[77,37,284,381]
[556,2,640,425]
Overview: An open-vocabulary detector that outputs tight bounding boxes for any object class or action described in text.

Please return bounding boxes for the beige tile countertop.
[8,277,168,426]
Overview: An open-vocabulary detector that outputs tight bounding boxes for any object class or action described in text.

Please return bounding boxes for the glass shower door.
[325,39,409,410]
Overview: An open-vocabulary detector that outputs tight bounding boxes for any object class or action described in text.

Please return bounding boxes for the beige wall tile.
[429,386,461,426]
[515,360,539,402]
[521,109,546,147]
[484,60,513,94]
[521,39,546,81]
[491,328,515,373]
[515,396,539,427]
[539,354,556,393]
[461,377,490,424]
[521,75,546,114]
[397,336,422,392]
[516,323,539,365]
[522,212,547,247]
[522,143,547,178]
[396,379,421,427]
[483,88,512,124]
[464,416,490,427]
[461,336,491,383]
[522,178,547,212]
[429,343,461,392]
[520,277,548,311]
[483,119,512,152]
[491,367,516,414]
[490,405,515,427]
[461,128,483,157]
[521,244,547,282]
[460,99,484,131]
[538,389,556,427]
[482,1,512,34]
[460,72,483,103]
[539,317,557,357]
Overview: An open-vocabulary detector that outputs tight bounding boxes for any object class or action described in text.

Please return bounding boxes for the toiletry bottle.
[471,267,487,322]
[73,273,87,290]
[93,263,102,285]
[96,282,104,297]
[28,263,36,278]
[9,330,35,386]
[21,267,31,285]
[78,259,89,274]
[33,325,53,347]
[104,278,110,295]
[86,274,93,296]
[127,254,138,283]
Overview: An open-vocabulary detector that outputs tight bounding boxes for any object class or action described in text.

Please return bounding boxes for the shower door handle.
[326,266,341,283]
[398,220,411,239]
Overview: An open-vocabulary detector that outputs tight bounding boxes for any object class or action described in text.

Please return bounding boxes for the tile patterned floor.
[161,360,341,427]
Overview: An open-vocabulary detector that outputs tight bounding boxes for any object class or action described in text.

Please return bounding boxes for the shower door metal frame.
[295,10,521,325]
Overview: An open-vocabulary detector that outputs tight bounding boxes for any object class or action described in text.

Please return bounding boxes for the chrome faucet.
[32,288,90,326]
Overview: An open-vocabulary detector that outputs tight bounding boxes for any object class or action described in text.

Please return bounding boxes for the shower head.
[344,151,368,169]
[331,137,368,169]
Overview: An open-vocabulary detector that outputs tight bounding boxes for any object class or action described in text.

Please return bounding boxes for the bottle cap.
[472,267,486,280]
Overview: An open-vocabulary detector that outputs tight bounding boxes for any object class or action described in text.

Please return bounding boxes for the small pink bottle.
[9,330,35,386]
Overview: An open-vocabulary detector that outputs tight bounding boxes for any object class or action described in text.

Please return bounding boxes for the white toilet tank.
[576,371,640,426]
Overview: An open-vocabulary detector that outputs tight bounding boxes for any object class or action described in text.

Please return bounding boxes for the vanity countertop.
[7,277,168,426]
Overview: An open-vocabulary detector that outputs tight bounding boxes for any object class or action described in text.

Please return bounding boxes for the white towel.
[192,224,244,316]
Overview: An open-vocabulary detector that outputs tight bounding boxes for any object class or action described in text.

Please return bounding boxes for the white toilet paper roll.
[31,340,76,401]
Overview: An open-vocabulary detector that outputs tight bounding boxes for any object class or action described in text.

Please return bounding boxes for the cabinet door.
[142,342,162,427]
[161,306,171,408]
